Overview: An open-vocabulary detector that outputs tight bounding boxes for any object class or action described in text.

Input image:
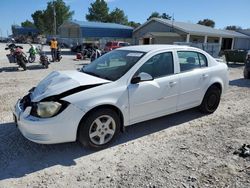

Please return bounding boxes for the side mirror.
[131,72,153,84]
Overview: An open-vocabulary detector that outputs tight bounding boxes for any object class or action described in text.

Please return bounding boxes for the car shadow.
[0,64,49,72]
[27,64,48,70]
[0,66,20,72]
[0,108,204,180]
[229,78,250,88]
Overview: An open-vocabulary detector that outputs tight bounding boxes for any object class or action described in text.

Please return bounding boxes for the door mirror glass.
[131,72,153,84]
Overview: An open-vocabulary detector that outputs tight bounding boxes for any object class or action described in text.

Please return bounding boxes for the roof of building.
[70,20,133,30]
[12,25,39,35]
[144,32,180,37]
[60,20,133,38]
[238,29,250,36]
[134,18,250,38]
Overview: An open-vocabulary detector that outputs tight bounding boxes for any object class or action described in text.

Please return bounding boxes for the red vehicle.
[104,41,130,52]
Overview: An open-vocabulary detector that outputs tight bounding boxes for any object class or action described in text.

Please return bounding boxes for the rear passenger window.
[198,53,208,67]
[177,51,208,72]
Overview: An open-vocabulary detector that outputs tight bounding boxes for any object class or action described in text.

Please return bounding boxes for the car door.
[128,51,179,124]
[176,51,210,111]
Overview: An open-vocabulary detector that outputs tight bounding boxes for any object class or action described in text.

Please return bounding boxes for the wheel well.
[77,105,124,139]
[209,82,222,94]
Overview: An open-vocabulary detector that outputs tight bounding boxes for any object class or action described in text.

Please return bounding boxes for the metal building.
[58,20,133,47]
[12,25,39,37]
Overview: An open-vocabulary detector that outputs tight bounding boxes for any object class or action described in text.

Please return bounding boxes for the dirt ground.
[0,43,249,188]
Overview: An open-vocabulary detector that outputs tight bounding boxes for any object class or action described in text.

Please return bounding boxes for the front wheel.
[199,86,221,113]
[28,55,36,63]
[78,108,121,149]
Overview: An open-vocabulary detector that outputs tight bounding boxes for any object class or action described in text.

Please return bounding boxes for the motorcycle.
[5,43,27,70]
[90,48,102,62]
[55,47,62,62]
[28,45,38,63]
[37,45,49,69]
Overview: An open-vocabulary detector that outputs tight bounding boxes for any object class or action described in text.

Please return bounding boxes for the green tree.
[147,12,172,21]
[21,20,36,28]
[31,0,74,34]
[32,10,46,33]
[197,19,215,28]
[126,21,141,28]
[147,11,161,20]
[161,13,172,20]
[108,8,128,24]
[86,0,109,22]
[225,25,242,31]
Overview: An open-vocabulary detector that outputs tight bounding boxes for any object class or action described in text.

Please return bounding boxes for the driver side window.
[137,52,174,78]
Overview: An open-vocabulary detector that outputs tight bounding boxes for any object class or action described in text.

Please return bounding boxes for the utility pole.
[53,0,56,36]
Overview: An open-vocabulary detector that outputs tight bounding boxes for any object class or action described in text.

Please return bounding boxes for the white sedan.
[13,45,229,149]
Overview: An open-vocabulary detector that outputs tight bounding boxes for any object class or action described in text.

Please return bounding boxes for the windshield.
[81,50,145,81]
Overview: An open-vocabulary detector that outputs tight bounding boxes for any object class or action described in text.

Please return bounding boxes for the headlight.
[36,101,62,118]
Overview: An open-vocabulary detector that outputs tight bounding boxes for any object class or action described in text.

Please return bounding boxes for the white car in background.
[13,45,229,149]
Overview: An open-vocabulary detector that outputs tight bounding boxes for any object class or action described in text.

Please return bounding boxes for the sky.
[0,0,249,37]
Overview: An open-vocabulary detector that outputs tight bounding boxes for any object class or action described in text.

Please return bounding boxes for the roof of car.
[118,44,199,53]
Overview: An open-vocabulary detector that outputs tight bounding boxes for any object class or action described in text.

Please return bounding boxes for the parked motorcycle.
[55,47,62,62]
[37,45,49,69]
[28,44,38,63]
[5,43,27,70]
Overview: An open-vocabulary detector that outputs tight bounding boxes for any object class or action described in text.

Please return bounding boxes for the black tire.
[78,108,121,149]
[243,67,250,79]
[19,60,27,71]
[28,55,35,63]
[199,86,221,114]
[43,61,49,69]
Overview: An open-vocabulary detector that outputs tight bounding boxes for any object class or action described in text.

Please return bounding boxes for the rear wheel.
[43,61,49,69]
[199,86,221,113]
[78,108,120,149]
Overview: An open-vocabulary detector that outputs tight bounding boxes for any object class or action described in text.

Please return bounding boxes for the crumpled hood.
[31,71,110,102]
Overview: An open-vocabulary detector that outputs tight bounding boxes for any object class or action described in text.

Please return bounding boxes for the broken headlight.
[32,101,69,118]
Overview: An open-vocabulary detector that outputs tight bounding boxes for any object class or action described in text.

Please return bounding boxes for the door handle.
[169,81,177,87]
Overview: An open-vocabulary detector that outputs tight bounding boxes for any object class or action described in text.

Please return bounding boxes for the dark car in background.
[244,51,250,79]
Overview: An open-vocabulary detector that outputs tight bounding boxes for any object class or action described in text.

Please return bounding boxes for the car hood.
[30,71,110,102]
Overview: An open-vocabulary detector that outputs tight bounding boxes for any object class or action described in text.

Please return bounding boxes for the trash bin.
[224,50,247,64]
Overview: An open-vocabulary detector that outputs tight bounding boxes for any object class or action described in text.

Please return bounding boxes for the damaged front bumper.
[13,96,85,144]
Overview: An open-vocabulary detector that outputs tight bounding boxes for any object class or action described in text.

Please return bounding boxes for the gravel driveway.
[0,43,249,188]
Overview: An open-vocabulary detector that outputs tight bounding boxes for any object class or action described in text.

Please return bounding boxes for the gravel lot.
[0,43,250,188]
